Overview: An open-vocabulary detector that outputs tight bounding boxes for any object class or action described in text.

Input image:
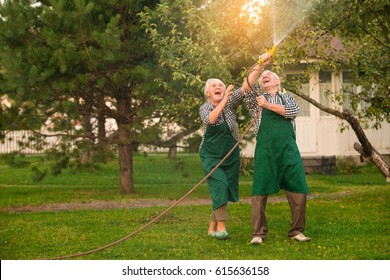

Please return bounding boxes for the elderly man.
[244,70,311,244]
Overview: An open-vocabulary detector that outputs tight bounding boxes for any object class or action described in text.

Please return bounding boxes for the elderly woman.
[199,53,270,240]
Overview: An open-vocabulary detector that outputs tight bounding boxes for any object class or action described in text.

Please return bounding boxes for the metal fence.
[0,130,186,155]
[0,130,62,154]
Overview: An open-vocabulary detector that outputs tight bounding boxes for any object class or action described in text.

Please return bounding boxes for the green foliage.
[31,164,48,182]
[0,153,30,168]
[183,134,202,153]
[239,157,254,177]
[50,155,70,176]
[0,0,162,132]
[138,0,272,143]
[0,0,165,192]
[278,0,389,128]
[335,157,380,175]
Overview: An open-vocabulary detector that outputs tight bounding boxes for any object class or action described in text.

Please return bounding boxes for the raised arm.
[242,52,271,94]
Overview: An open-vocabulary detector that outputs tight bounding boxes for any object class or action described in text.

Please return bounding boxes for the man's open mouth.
[262,77,271,84]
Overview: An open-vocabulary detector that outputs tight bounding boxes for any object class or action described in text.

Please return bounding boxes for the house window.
[342,71,357,111]
[285,74,310,117]
[319,71,332,116]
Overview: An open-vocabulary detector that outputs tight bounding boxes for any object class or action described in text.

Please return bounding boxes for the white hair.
[204,78,226,98]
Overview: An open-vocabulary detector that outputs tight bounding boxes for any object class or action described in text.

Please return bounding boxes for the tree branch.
[358,25,390,50]
[292,91,373,154]
[291,90,389,183]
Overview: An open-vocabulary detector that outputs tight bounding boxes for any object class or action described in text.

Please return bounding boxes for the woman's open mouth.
[214,90,222,97]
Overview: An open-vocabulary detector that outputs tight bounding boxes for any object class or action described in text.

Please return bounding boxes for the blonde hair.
[204,78,226,98]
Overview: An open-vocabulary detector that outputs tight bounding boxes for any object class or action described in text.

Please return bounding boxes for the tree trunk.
[354,142,390,183]
[79,102,94,164]
[162,126,199,158]
[117,123,134,194]
[96,107,107,155]
[168,145,177,159]
[116,91,135,194]
[344,110,390,183]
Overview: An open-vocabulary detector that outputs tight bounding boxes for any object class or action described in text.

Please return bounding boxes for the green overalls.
[253,96,308,195]
[200,113,240,210]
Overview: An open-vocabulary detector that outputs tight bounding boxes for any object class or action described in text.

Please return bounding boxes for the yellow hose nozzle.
[257,45,276,64]
[268,45,276,57]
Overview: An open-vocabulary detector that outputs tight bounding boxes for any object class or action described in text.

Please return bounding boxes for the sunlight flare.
[241,0,268,24]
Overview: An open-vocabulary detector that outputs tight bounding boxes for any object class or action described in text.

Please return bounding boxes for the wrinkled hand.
[258,52,271,65]
[224,84,235,99]
[256,95,268,108]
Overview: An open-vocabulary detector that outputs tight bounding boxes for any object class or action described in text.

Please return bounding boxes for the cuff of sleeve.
[284,107,295,119]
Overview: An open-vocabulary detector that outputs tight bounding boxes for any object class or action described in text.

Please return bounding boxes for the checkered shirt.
[244,86,300,136]
[199,88,244,150]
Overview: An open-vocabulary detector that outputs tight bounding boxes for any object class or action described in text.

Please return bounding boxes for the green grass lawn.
[0,153,389,260]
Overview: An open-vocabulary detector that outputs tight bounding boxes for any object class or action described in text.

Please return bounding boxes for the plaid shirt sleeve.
[244,86,261,118]
[282,92,300,119]
[228,87,244,109]
[243,86,262,135]
[199,102,213,127]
